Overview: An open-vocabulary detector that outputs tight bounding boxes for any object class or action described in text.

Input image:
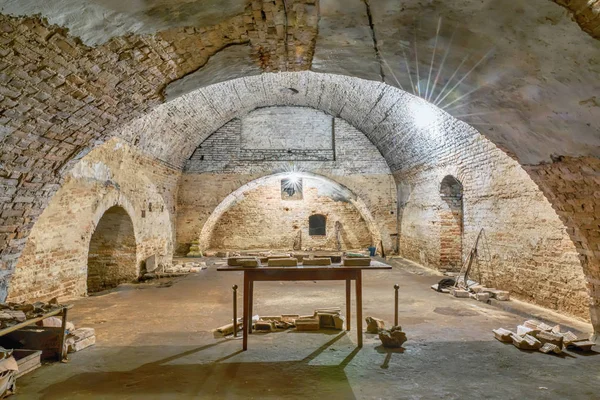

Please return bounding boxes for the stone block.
[67,335,95,353]
[342,257,371,266]
[559,331,579,345]
[475,292,490,302]
[539,343,562,355]
[267,258,298,267]
[489,290,510,301]
[511,334,542,350]
[69,328,95,341]
[295,318,319,331]
[302,257,332,266]
[517,325,539,336]
[227,257,257,266]
[523,320,542,330]
[366,316,385,333]
[378,326,407,348]
[238,259,260,267]
[450,288,470,298]
[492,328,514,343]
[254,320,274,332]
[566,340,596,352]
[534,331,564,348]
[317,313,343,330]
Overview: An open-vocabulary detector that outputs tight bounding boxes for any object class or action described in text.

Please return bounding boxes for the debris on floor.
[433,278,511,305]
[378,326,407,348]
[493,319,596,355]
[213,308,345,337]
[365,317,385,333]
[66,328,95,353]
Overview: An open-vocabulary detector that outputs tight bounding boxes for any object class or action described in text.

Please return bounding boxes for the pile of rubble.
[164,261,207,274]
[432,279,510,303]
[493,319,596,354]
[141,261,207,280]
[0,300,63,329]
[213,308,345,338]
[366,316,408,348]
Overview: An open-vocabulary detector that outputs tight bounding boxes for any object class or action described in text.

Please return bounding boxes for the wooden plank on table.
[0,305,73,337]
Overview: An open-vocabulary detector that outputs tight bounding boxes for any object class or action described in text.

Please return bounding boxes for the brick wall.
[396,137,588,320]
[209,178,373,251]
[7,138,179,302]
[0,1,319,292]
[178,106,397,254]
[527,156,600,325]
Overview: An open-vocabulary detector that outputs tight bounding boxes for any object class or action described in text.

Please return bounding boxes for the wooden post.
[248,280,254,334]
[394,284,399,327]
[345,279,351,331]
[243,273,249,351]
[59,307,68,361]
[232,285,238,338]
[356,271,363,347]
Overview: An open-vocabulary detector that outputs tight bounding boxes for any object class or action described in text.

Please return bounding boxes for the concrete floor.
[16,258,599,399]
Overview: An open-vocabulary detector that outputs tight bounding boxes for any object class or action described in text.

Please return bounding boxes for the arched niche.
[439,175,464,271]
[87,205,137,293]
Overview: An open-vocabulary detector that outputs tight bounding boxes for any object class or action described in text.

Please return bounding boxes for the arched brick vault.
[197,172,384,252]
[1,0,599,269]
[0,1,597,327]
[116,71,596,328]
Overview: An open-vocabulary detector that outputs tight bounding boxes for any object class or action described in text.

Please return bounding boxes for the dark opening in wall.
[281,177,303,200]
[309,214,327,236]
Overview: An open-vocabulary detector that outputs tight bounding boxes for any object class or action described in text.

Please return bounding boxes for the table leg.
[243,273,249,351]
[248,280,254,334]
[58,307,68,361]
[356,271,363,347]
[346,279,351,331]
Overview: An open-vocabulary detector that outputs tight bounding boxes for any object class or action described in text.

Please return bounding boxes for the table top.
[217,260,392,272]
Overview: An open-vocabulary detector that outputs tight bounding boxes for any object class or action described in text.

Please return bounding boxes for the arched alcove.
[197,172,382,252]
[87,205,137,293]
[439,175,464,271]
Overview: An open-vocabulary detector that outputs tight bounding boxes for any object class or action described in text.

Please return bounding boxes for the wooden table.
[217,264,392,350]
[0,304,73,361]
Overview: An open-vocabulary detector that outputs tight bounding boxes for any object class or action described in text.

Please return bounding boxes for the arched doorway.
[87,206,137,293]
[439,175,464,271]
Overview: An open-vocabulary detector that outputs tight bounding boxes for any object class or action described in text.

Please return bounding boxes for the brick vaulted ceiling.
[0,1,598,284]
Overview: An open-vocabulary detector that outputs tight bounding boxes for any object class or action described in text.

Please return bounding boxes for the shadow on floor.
[38,333,359,400]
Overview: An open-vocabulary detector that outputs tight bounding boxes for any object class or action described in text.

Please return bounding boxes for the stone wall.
[177,106,397,254]
[7,138,179,303]
[87,205,137,293]
[396,137,588,320]
[209,178,373,251]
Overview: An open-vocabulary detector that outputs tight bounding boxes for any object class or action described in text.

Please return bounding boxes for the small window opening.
[309,214,326,236]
